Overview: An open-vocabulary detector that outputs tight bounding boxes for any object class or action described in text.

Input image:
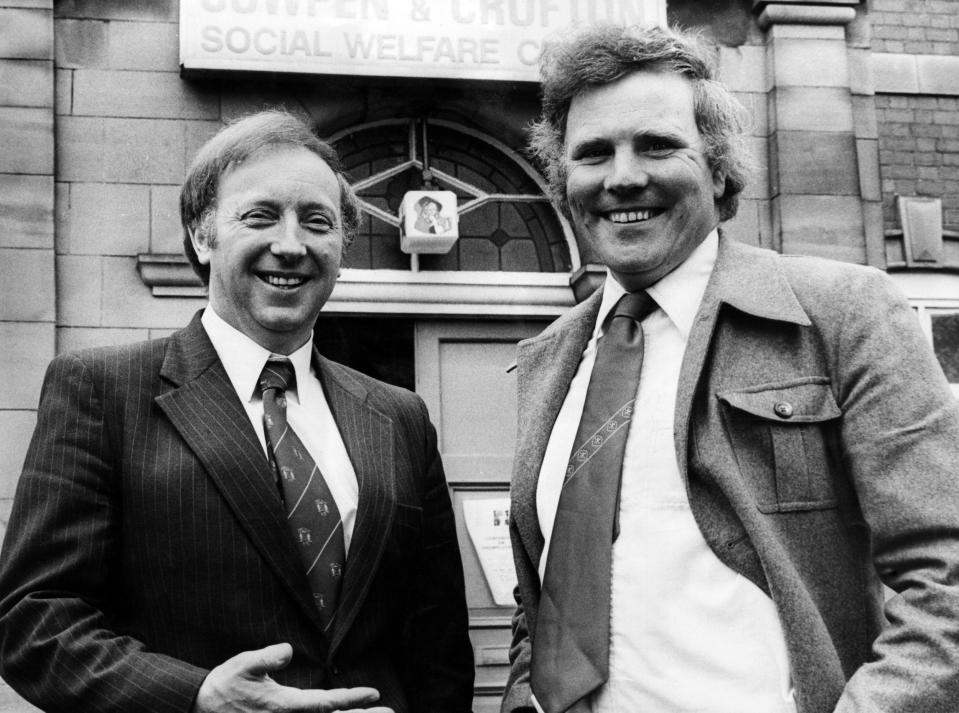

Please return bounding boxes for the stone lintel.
[758,5,856,30]
[872,53,959,97]
[754,0,859,9]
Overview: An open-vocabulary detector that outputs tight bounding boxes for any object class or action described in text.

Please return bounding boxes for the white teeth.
[263,274,305,288]
[609,209,656,223]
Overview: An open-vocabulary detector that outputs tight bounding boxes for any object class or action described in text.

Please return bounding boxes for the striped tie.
[260,357,345,632]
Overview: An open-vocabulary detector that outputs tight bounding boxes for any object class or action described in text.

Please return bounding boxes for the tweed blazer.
[0,312,474,713]
[503,237,959,713]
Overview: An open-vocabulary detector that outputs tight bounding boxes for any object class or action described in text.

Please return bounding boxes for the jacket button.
[331,665,340,676]
[773,401,794,419]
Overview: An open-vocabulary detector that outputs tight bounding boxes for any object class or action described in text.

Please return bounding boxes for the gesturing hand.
[192,643,394,713]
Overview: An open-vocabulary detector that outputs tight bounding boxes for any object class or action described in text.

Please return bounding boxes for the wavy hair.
[528,25,752,222]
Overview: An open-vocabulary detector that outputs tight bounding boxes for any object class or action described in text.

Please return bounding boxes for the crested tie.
[260,357,345,632]
[531,291,657,713]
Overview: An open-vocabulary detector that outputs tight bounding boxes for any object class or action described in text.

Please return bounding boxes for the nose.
[269,217,308,260]
[604,150,649,194]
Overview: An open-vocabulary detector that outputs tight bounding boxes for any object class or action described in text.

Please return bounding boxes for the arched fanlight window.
[330,118,576,273]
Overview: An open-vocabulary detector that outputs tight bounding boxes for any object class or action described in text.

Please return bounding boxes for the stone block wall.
[0,0,54,554]
[0,3,54,707]
[761,7,878,265]
[54,0,215,351]
[716,41,772,251]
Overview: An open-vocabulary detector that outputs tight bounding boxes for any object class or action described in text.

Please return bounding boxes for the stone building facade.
[0,0,957,710]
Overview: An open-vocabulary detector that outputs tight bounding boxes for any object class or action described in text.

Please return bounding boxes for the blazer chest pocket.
[718,377,842,514]
[388,503,423,553]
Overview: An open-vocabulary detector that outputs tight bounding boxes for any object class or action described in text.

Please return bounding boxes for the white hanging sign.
[180,0,667,82]
[462,496,516,606]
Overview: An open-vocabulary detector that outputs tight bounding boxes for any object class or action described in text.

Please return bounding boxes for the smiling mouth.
[607,209,664,224]
[257,273,308,290]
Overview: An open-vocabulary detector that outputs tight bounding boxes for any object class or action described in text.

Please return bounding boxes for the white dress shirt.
[535,231,797,713]
[201,307,359,553]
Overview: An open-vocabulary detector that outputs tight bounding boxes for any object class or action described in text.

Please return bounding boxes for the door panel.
[416,321,542,482]
[415,319,546,712]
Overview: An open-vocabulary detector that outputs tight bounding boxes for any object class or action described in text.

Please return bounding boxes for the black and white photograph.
[1,2,958,712]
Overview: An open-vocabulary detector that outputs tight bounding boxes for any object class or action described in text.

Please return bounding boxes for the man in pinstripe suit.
[0,111,474,713]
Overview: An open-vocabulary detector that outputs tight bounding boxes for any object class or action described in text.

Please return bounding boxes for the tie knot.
[612,291,657,323]
[259,357,295,394]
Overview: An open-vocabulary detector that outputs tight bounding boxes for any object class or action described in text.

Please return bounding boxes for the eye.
[570,142,611,163]
[241,208,276,227]
[640,137,679,156]
[303,212,335,232]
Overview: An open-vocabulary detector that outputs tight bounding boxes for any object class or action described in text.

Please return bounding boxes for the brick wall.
[876,94,959,230]
[868,0,959,56]
[870,0,959,236]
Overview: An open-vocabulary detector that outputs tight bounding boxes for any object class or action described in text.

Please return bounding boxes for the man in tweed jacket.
[0,111,473,713]
[503,25,959,713]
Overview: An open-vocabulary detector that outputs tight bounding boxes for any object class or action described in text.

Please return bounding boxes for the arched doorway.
[331,117,577,273]
[318,118,576,711]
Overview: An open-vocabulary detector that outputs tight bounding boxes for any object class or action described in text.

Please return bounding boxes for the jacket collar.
[707,235,811,327]
[159,310,222,386]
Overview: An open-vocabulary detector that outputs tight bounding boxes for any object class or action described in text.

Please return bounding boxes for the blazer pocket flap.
[718,379,840,423]
[393,502,424,530]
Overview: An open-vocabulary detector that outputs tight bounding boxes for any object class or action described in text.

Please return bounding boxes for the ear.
[712,168,727,200]
[189,225,213,266]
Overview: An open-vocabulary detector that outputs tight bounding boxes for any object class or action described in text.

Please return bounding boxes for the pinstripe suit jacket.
[0,312,474,713]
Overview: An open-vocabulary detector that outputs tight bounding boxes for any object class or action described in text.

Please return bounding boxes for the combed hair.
[179,109,359,285]
[528,24,752,222]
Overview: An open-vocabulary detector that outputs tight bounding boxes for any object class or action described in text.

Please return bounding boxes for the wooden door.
[415,319,546,713]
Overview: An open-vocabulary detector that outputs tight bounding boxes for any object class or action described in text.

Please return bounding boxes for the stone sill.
[884,230,959,273]
[136,253,576,317]
[873,53,959,96]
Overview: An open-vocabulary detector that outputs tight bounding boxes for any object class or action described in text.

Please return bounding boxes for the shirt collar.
[200,306,314,402]
[595,229,718,340]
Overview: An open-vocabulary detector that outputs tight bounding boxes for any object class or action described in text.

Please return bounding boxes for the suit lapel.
[155,313,328,634]
[511,289,602,570]
[674,236,812,486]
[315,355,396,654]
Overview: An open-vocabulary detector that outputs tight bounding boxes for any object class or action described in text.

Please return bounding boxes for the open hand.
[192,643,394,713]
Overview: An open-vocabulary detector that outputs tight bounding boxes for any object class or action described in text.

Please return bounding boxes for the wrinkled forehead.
[564,70,700,144]
[216,145,341,208]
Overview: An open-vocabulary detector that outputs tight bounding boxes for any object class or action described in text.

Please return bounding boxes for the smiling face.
[564,70,725,291]
[190,146,344,354]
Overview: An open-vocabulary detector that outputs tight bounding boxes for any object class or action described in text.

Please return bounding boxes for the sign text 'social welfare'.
[180,0,667,81]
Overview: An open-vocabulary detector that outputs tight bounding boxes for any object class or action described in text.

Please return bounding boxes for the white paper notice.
[463,497,516,606]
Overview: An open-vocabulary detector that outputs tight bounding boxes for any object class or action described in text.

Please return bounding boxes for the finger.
[320,686,381,709]
[227,643,294,678]
[283,685,381,711]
